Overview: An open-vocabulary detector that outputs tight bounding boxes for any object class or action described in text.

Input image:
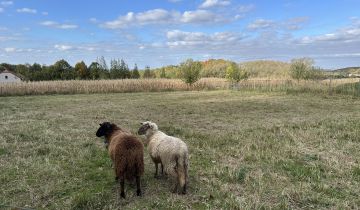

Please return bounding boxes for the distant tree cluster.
[290,58,325,81]
[1,57,334,83]
[0,56,141,81]
[226,62,249,89]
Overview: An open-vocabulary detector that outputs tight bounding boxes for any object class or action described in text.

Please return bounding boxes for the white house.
[0,69,22,83]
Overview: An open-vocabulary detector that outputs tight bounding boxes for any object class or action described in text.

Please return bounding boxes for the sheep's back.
[111,134,144,181]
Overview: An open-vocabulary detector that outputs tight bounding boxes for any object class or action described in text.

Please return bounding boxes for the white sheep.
[138,121,189,194]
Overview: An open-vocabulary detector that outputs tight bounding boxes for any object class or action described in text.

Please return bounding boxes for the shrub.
[179,59,202,86]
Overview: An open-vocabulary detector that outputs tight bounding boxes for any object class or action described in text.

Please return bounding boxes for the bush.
[179,59,202,86]
[226,62,249,89]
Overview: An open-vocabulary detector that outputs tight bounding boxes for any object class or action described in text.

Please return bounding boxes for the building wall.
[0,72,22,83]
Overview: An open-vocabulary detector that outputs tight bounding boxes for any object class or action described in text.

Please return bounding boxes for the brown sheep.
[96,122,144,198]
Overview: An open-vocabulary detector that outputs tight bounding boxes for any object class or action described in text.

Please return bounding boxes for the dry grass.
[0,78,227,96]
[0,78,359,97]
[0,90,359,209]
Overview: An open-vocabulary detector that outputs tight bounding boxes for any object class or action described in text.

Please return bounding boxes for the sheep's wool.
[148,131,188,176]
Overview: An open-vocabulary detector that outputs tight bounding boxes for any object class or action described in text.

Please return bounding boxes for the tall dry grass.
[0,78,359,96]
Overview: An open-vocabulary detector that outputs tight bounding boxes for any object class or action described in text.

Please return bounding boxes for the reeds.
[0,78,358,96]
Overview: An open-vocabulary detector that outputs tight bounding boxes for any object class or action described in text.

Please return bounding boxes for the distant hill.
[240,60,291,78]
[153,59,292,79]
[333,67,360,74]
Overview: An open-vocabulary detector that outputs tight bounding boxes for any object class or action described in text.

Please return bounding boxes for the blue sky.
[0,0,359,69]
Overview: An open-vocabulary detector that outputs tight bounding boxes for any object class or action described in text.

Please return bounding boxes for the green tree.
[53,59,74,80]
[160,67,167,78]
[96,57,110,79]
[29,63,43,81]
[290,58,314,82]
[110,59,120,79]
[89,62,101,79]
[97,56,108,71]
[131,64,140,79]
[119,59,131,79]
[15,64,30,81]
[226,63,249,89]
[143,66,155,78]
[74,61,89,79]
[179,59,202,86]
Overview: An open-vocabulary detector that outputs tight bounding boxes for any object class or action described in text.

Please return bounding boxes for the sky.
[0,0,359,69]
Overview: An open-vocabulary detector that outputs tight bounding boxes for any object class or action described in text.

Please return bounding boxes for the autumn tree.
[179,59,202,86]
[226,62,249,89]
[74,61,89,79]
[160,67,167,78]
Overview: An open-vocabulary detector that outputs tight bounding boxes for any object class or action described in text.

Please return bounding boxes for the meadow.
[1,89,359,209]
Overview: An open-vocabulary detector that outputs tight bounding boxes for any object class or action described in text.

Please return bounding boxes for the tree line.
[0,57,145,81]
[0,57,330,85]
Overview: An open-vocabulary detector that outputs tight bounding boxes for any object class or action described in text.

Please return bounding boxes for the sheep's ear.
[99,123,102,126]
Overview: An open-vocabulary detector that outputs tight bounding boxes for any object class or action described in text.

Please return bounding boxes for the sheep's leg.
[120,178,125,198]
[182,182,187,195]
[161,163,164,175]
[136,175,142,196]
[172,180,179,194]
[154,163,160,179]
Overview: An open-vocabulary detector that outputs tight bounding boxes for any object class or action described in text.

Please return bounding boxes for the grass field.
[1,90,360,209]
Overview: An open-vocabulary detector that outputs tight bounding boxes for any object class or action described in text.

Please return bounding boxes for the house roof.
[0,68,25,80]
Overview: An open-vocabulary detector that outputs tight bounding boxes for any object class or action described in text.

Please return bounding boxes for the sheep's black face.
[138,123,150,135]
[96,122,113,137]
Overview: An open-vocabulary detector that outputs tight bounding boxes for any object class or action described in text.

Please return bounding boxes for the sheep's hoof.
[120,192,126,198]
[137,190,142,196]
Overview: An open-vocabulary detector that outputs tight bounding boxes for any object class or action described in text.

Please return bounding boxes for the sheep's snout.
[137,124,149,135]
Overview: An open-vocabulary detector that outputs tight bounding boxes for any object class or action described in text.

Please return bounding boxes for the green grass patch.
[0,90,359,209]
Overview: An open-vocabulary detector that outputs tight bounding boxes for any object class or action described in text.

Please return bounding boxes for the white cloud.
[58,24,78,29]
[102,9,180,28]
[248,19,275,30]
[166,30,242,47]
[1,1,13,6]
[53,44,97,52]
[137,9,176,24]
[199,0,230,9]
[101,9,226,29]
[237,4,255,13]
[181,10,217,23]
[42,11,48,16]
[89,18,98,23]
[247,17,309,31]
[0,7,3,12]
[54,44,73,51]
[40,21,78,29]
[16,8,37,14]
[4,47,16,52]
[299,18,360,44]
[283,17,309,30]
[0,36,13,41]
[41,21,57,26]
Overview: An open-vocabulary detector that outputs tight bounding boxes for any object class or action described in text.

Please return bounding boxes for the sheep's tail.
[176,152,189,194]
